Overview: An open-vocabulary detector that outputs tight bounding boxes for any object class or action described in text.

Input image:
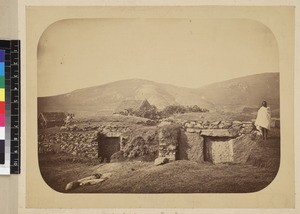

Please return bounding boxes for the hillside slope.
[197,73,279,110]
[38,73,279,114]
[38,79,213,114]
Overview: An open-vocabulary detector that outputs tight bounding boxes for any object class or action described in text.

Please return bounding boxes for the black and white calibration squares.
[0,40,21,175]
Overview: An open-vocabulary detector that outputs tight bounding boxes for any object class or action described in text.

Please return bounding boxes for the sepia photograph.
[37,18,280,194]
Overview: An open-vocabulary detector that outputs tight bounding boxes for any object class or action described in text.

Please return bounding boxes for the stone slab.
[154,157,169,166]
[205,138,234,164]
[200,129,238,137]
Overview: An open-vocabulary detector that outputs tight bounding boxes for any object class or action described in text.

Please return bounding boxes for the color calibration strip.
[0,50,4,165]
[0,40,21,175]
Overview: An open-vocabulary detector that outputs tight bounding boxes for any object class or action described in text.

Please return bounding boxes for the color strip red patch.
[0,102,4,114]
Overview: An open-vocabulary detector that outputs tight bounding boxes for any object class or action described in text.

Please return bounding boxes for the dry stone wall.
[180,120,254,135]
[38,124,132,159]
[38,119,258,164]
[38,131,98,159]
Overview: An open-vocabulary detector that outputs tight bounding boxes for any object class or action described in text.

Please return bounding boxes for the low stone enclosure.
[38,119,280,164]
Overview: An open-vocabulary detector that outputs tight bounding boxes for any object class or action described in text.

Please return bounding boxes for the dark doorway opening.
[98,136,120,163]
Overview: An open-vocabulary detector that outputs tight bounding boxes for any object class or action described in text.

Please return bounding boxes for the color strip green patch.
[0,76,4,88]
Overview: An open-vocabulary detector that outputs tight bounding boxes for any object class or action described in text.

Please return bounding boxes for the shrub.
[160,104,208,118]
[120,104,209,119]
[134,105,160,120]
[160,105,186,118]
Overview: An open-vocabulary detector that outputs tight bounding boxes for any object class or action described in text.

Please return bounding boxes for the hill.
[38,79,213,115]
[197,72,279,111]
[38,73,279,115]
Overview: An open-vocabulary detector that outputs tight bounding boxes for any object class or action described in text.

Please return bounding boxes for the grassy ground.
[39,129,280,193]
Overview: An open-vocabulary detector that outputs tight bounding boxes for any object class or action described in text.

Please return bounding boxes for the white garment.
[255,106,271,130]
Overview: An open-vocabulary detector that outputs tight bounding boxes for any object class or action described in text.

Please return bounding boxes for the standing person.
[255,101,271,140]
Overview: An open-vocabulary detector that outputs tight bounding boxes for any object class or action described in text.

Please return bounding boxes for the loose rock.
[154,157,169,166]
[65,181,80,191]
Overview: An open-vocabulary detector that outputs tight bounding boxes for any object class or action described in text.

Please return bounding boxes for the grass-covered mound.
[111,124,181,162]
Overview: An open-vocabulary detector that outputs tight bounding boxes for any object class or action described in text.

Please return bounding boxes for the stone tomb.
[96,132,122,162]
[204,137,234,163]
[38,121,258,165]
[201,129,257,164]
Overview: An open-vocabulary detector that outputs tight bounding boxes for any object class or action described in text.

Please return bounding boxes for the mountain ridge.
[38,73,279,114]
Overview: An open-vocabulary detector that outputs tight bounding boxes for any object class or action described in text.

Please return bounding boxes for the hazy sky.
[38,18,278,97]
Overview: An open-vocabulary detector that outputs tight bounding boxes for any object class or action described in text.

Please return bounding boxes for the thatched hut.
[114,99,152,115]
[38,112,67,129]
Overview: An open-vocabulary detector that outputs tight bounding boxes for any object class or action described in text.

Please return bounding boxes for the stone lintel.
[103,132,122,137]
[200,129,238,138]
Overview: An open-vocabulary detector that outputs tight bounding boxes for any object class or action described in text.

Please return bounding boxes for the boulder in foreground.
[154,157,169,166]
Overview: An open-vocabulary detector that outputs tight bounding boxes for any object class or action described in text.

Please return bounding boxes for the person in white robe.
[255,101,271,140]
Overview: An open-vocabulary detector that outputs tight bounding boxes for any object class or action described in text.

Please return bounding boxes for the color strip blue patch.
[0,62,4,76]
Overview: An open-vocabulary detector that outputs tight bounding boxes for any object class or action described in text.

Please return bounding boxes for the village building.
[113,99,152,115]
[38,112,67,129]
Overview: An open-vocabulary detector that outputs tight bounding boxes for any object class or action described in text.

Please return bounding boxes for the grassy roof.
[39,112,67,122]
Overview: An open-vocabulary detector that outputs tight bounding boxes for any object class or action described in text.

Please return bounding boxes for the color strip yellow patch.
[0,88,4,101]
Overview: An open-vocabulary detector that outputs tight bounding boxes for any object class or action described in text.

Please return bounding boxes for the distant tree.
[160,105,186,118]
[121,103,209,119]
